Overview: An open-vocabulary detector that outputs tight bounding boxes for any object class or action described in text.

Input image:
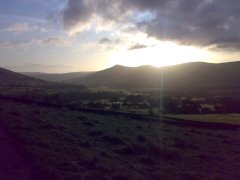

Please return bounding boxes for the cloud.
[135,0,240,50]
[0,36,73,49]
[3,22,33,33]
[128,43,148,50]
[0,42,12,49]
[61,0,132,34]
[61,0,240,51]
[99,38,112,44]
[41,37,72,46]
[62,0,93,34]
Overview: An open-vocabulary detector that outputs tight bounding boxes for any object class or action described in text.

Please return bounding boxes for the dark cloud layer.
[62,0,92,32]
[99,38,112,44]
[128,44,148,50]
[62,0,240,50]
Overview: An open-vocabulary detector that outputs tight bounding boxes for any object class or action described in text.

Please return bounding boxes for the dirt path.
[0,126,33,180]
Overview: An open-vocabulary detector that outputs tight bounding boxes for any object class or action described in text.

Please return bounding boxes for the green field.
[1,99,240,179]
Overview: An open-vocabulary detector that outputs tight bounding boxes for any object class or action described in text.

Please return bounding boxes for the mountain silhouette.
[0,67,48,87]
[21,72,94,83]
[65,61,240,89]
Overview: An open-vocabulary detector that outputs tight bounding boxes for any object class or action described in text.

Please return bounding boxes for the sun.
[108,40,209,68]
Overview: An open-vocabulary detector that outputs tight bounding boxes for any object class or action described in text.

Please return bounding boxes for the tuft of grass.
[101,135,125,146]
[174,138,187,149]
[79,141,91,148]
[82,121,95,127]
[88,131,103,137]
[138,156,155,166]
[10,110,22,116]
[137,135,147,143]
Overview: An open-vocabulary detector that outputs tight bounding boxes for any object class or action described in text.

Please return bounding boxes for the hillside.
[22,72,94,83]
[67,61,240,89]
[1,98,240,179]
[0,67,48,87]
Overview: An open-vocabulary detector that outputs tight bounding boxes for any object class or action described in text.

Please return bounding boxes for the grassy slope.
[0,100,240,179]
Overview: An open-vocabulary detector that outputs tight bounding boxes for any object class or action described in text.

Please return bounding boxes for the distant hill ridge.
[66,61,240,89]
[3,61,240,89]
[22,71,94,83]
[0,67,48,86]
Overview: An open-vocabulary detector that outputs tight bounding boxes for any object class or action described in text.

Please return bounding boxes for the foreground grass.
[167,114,240,125]
[0,99,240,180]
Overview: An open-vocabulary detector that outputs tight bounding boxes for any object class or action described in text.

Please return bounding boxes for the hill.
[0,67,49,87]
[66,61,240,89]
[22,72,94,83]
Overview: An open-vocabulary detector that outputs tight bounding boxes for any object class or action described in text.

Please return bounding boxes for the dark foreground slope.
[0,127,33,180]
[1,99,240,180]
[69,61,240,89]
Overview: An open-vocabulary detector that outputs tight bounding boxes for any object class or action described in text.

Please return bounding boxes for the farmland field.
[167,114,240,125]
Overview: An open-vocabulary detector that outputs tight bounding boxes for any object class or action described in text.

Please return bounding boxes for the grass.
[166,114,240,125]
[0,99,240,179]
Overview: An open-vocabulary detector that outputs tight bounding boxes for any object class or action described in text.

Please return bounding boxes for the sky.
[0,0,240,73]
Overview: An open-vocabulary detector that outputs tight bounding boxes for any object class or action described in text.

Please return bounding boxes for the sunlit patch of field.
[167,114,240,125]
[0,100,240,180]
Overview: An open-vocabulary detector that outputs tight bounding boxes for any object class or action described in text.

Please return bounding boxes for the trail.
[0,126,33,180]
